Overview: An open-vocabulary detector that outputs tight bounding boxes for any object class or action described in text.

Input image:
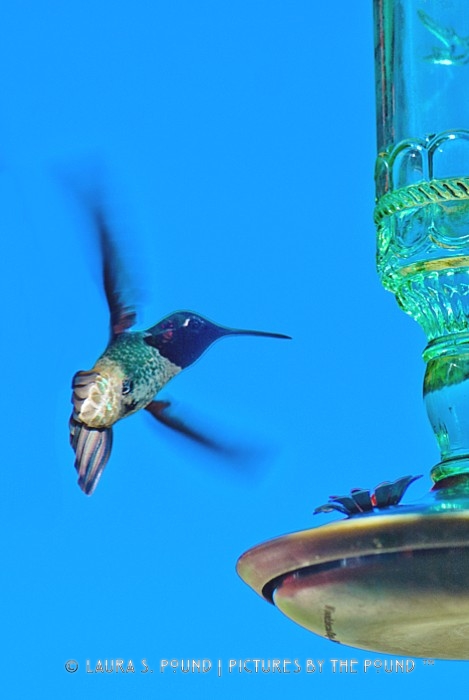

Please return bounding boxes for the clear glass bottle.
[375,0,469,481]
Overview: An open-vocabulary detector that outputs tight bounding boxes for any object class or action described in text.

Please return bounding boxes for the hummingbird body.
[72,332,181,429]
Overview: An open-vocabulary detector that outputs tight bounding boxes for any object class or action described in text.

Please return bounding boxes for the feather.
[69,417,113,495]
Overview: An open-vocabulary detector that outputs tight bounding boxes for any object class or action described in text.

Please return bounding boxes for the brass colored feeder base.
[237,481,469,659]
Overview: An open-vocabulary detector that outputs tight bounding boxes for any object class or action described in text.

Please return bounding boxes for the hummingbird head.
[145,311,290,369]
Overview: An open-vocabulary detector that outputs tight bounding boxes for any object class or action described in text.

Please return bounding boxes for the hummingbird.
[418,9,469,65]
[69,208,290,495]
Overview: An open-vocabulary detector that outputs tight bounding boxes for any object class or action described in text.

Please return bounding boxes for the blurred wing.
[56,160,143,336]
[95,208,138,336]
[144,399,271,477]
[69,416,113,495]
[145,400,229,452]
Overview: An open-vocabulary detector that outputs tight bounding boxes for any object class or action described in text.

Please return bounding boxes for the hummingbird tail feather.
[69,416,113,495]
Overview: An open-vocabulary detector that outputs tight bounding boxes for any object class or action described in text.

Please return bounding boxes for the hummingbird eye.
[122,379,133,395]
[187,317,202,330]
[160,319,174,340]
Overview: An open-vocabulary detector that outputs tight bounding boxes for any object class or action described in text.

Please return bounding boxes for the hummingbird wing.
[95,208,138,337]
[69,416,113,495]
[145,400,240,454]
[57,162,141,336]
[144,399,275,477]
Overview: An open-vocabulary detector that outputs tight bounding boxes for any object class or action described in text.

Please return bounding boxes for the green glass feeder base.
[237,481,469,659]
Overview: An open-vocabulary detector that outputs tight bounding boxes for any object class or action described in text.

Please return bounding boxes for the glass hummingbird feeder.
[237,0,469,659]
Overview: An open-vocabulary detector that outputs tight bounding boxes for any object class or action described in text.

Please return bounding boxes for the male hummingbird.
[69,209,290,495]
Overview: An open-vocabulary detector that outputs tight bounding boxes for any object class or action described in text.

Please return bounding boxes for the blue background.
[0,1,456,697]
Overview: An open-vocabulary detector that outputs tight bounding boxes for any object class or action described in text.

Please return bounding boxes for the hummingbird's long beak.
[220,327,291,340]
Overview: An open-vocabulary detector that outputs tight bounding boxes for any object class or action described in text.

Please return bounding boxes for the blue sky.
[0,1,459,697]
